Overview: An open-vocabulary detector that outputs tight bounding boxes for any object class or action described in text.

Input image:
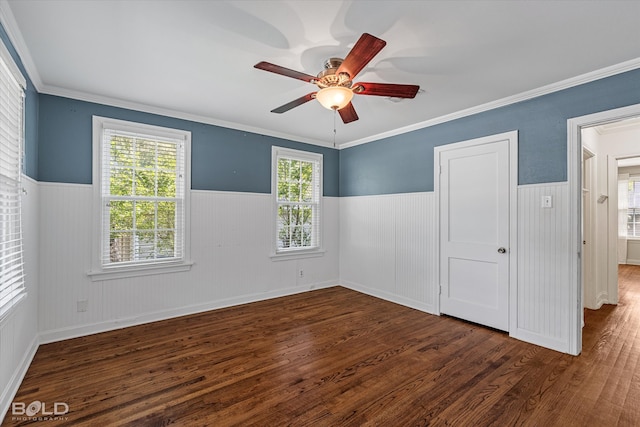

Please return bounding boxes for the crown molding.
[0,0,43,89]
[339,57,640,150]
[46,55,639,153]
[39,84,335,149]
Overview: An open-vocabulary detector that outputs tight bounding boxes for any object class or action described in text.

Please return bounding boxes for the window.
[91,117,191,280]
[628,177,640,238]
[272,147,322,257]
[0,40,27,321]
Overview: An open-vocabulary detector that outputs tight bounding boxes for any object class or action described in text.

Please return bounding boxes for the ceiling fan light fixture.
[316,86,353,110]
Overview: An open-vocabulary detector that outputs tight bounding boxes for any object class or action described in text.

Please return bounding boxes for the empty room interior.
[2,1,640,425]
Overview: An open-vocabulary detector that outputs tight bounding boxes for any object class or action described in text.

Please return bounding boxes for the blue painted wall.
[37,95,340,196]
[340,68,640,196]
[0,22,38,180]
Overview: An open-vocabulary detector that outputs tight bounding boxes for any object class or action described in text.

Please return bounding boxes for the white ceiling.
[3,0,640,148]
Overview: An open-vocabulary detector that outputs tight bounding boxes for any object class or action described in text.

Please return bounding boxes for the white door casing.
[435,131,518,333]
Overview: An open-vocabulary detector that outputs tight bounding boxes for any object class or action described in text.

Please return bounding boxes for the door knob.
[498,247,507,254]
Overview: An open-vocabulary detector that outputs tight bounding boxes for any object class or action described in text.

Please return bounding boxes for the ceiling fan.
[254,33,419,124]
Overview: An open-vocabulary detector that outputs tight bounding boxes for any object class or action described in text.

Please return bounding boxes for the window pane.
[157,142,177,169]
[157,171,176,197]
[157,201,175,229]
[290,225,302,247]
[302,225,312,246]
[110,168,133,196]
[629,181,640,208]
[135,232,156,259]
[135,201,155,231]
[301,182,312,202]
[302,206,312,225]
[628,207,640,238]
[289,182,300,202]
[278,205,292,248]
[290,160,300,182]
[157,231,175,257]
[110,136,134,167]
[134,170,156,196]
[110,201,133,230]
[110,232,133,263]
[278,158,290,183]
[278,205,291,227]
[277,181,288,201]
[135,139,156,169]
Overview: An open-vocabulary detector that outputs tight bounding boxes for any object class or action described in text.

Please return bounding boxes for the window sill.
[87,260,194,281]
[270,249,325,262]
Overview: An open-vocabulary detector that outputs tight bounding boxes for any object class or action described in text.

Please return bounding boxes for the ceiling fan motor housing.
[316,58,352,89]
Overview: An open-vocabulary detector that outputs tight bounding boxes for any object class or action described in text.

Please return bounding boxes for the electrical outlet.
[77,300,88,312]
[542,195,553,208]
[298,268,304,278]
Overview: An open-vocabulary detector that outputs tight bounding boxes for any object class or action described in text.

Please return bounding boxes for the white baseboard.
[625,258,640,266]
[510,328,571,355]
[340,280,436,315]
[0,335,39,421]
[595,290,610,308]
[39,281,338,344]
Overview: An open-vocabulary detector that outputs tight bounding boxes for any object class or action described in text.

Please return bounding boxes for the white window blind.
[0,44,26,321]
[273,147,322,253]
[99,126,187,268]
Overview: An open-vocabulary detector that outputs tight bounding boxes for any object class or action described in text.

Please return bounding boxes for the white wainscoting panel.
[38,183,98,334]
[340,192,436,313]
[37,183,339,343]
[340,186,573,354]
[0,176,40,419]
[514,183,571,352]
[625,240,640,265]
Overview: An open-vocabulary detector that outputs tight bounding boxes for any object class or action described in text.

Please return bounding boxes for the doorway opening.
[568,104,640,355]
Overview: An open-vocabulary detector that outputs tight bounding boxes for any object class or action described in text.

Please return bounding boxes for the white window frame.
[627,175,640,239]
[0,37,27,324]
[271,146,324,260]
[89,116,192,281]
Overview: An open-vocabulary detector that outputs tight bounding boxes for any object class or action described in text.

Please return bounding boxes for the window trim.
[271,146,324,260]
[89,116,192,281]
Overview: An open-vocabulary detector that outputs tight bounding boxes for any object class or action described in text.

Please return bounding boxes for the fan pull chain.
[333,108,337,148]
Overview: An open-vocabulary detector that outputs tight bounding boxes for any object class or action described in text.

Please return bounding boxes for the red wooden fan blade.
[353,82,419,98]
[338,102,359,124]
[254,61,317,83]
[271,92,316,114]
[336,33,386,79]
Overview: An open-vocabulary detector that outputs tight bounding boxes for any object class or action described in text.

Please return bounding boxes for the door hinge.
[439,285,442,295]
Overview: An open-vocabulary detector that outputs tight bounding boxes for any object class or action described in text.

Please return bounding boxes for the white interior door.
[438,137,511,331]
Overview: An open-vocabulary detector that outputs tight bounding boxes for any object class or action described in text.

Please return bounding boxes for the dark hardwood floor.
[3,266,640,426]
